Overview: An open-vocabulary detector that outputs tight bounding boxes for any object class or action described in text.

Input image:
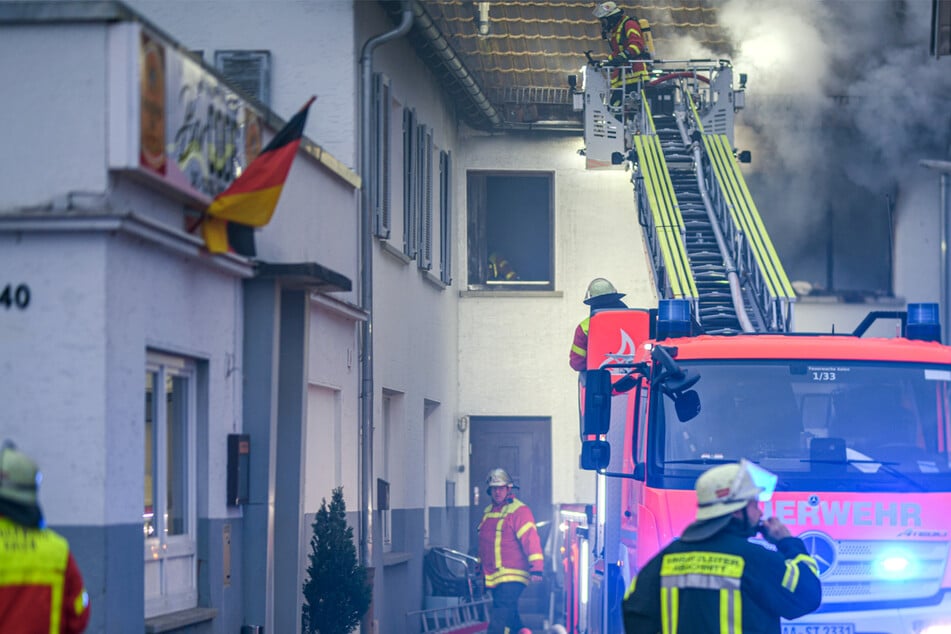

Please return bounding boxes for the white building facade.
[2,2,948,634]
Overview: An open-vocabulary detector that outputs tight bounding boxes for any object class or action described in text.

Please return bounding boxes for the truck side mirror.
[582,369,613,436]
[580,439,610,470]
[674,389,701,422]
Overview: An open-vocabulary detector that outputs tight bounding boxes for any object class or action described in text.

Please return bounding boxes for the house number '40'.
[1,284,30,310]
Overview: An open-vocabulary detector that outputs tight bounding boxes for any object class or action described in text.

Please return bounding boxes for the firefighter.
[623,460,821,633]
[592,1,650,107]
[477,468,544,634]
[488,251,519,281]
[0,441,91,633]
[569,277,628,371]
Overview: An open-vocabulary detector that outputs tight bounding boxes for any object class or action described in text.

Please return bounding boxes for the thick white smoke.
[711,0,951,294]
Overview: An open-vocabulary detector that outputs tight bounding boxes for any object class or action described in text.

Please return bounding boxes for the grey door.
[469,416,552,553]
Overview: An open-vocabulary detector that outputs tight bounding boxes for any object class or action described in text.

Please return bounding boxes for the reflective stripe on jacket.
[623,524,821,634]
[478,496,544,588]
[608,16,648,86]
[0,515,91,634]
[569,317,590,371]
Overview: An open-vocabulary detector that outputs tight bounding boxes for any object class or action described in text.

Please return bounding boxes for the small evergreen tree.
[302,487,372,634]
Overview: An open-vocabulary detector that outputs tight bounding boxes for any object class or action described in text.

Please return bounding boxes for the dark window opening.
[467,172,553,289]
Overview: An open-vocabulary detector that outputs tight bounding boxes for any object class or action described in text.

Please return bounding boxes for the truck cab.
[568,303,951,634]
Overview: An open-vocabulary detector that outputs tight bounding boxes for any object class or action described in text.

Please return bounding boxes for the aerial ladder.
[576,59,796,334]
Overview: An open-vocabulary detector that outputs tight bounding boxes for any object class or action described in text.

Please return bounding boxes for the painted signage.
[112,23,262,205]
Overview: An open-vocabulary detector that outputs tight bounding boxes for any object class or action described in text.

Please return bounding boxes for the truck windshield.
[655,360,951,492]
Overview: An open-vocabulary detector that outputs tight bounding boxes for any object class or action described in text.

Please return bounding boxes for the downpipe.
[359,0,413,572]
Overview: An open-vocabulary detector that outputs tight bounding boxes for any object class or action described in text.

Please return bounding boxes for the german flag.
[203,96,315,256]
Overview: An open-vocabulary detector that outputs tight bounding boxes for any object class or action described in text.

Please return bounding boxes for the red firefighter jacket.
[569,317,591,371]
[0,515,91,634]
[478,495,544,588]
[607,16,648,87]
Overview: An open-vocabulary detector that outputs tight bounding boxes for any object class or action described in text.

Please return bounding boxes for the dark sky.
[668,0,951,294]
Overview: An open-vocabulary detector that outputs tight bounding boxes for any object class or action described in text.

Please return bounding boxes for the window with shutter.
[418,128,433,271]
[466,171,554,290]
[214,50,271,106]
[402,108,418,259]
[439,150,453,285]
[373,73,391,238]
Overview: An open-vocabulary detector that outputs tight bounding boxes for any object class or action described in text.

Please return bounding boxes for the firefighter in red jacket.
[592,1,650,107]
[623,460,821,633]
[478,468,544,634]
[570,277,628,372]
[0,441,90,633]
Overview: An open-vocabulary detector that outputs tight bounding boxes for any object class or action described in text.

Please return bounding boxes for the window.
[402,108,418,259]
[144,353,198,617]
[467,172,554,289]
[372,73,391,238]
[423,399,440,546]
[214,50,271,106]
[417,126,433,270]
[439,150,453,284]
[381,390,405,552]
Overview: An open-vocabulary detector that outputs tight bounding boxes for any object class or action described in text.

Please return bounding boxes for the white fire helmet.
[0,442,41,507]
[593,1,622,19]
[584,277,618,301]
[694,459,777,521]
[485,468,514,489]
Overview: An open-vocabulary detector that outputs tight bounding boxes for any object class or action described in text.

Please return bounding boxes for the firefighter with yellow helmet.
[569,277,628,371]
[477,468,544,634]
[623,460,821,633]
[0,441,91,633]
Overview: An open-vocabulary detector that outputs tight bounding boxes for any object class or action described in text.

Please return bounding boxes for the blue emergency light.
[906,302,941,342]
[657,299,692,339]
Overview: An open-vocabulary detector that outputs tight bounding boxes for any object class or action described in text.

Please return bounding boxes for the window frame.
[417,126,433,271]
[402,108,419,259]
[373,72,392,239]
[439,150,453,285]
[466,170,555,291]
[144,352,198,618]
[213,49,271,106]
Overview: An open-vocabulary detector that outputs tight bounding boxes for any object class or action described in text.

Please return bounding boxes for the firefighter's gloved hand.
[604,57,626,67]
[758,516,792,544]
[530,571,544,584]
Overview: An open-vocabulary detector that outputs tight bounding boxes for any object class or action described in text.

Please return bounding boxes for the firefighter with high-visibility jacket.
[570,277,628,372]
[0,441,91,633]
[592,1,650,106]
[478,468,544,634]
[623,460,821,633]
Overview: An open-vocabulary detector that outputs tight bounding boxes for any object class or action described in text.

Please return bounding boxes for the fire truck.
[559,59,951,634]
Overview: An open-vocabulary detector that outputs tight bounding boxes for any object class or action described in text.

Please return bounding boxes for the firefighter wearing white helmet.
[569,278,628,371]
[0,441,91,633]
[623,460,821,633]
[477,468,543,634]
[591,1,650,107]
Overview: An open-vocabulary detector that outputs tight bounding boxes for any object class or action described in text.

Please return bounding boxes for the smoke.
[709,0,951,294]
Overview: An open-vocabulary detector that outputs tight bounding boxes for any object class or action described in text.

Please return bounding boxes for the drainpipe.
[359,0,412,571]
